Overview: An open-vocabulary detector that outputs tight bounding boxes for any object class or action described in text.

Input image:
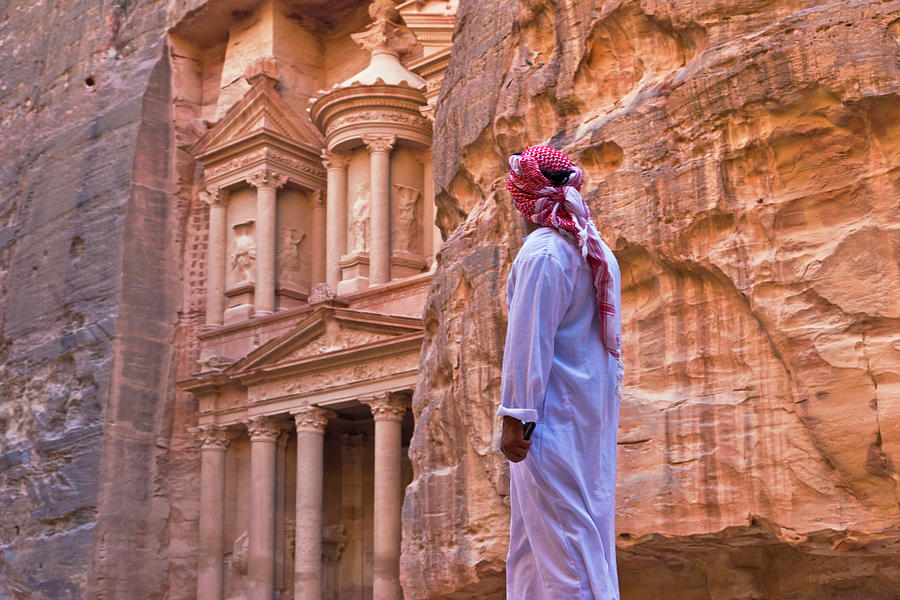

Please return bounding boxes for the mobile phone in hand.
[523,421,536,441]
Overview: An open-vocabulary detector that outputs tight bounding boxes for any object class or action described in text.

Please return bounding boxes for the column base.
[338,252,370,295]
[391,252,427,279]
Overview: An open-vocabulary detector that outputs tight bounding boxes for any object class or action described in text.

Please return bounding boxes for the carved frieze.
[246,352,419,404]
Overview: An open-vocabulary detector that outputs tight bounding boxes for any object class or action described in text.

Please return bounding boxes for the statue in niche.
[279,226,306,282]
[230,221,256,284]
[348,182,370,254]
[392,184,420,254]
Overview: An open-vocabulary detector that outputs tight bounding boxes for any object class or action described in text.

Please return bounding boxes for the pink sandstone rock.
[404,0,900,598]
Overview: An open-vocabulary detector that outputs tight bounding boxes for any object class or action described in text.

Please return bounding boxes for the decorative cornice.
[291,406,336,434]
[247,415,281,441]
[247,168,288,190]
[361,392,408,422]
[199,188,229,207]
[192,424,231,449]
[363,134,397,154]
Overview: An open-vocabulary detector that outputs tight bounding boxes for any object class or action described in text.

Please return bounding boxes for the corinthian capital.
[292,406,336,434]
[361,392,408,422]
[321,150,350,170]
[191,424,232,450]
[246,169,288,190]
[199,188,229,207]
[362,134,396,154]
[246,415,281,442]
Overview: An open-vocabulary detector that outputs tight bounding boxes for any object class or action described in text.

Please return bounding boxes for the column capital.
[199,187,229,207]
[310,188,325,208]
[362,134,396,154]
[192,424,231,450]
[247,168,288,190]
[321,150,350,170]
[361,392,408,422]
[247,415,281,442]
[291,406,336,434]
[413,148,432,165]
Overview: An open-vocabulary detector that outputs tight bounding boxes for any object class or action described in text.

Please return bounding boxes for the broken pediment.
[191,56,324,161]
[228,306,423,378]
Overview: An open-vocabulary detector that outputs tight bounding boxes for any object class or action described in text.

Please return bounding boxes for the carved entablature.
[191,57,326,191]
[178,305,424,423]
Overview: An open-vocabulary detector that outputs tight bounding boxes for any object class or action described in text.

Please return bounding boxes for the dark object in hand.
[523,421,536,441]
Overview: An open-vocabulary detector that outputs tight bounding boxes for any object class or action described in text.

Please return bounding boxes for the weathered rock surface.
[405,0,900,598]
[0,1,199,597]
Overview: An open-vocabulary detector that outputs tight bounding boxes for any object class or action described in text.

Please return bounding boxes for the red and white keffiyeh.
[507,145,622,359]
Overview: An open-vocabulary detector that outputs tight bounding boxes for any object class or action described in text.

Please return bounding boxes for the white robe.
[498,227,621,600]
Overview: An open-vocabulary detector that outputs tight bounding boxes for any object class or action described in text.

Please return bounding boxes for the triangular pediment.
[228,307,423,376]
[192,78,323,158]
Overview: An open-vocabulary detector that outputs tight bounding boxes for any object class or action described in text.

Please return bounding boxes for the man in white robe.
[498,145,622,600]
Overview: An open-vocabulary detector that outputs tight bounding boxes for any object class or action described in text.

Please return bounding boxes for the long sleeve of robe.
[499,227,621,600]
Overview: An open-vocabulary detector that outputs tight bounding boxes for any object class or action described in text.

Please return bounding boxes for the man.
[498,146,623,599]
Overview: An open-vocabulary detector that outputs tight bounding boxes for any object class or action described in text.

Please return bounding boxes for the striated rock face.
[0,1,202,597]
[405,1,900,598]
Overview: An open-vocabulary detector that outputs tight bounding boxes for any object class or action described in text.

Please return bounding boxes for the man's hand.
[500,416,532,463]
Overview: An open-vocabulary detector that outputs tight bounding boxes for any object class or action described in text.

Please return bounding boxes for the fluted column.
[291,407,336,600]
[248,169,287,316]
[247,416,280,600]
[201,188,229,328]
[362,135,396,284]
[322,151,349,289]
[195,425,230,600]
[310,189,327,287]
[361,392,408,600]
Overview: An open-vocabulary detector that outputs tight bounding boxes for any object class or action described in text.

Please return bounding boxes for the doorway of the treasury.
[212,393,414,600]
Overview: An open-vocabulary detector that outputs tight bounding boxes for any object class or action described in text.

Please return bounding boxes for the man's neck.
[523,219,542,235]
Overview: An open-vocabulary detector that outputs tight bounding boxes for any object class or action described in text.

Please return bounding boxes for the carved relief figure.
[230,221,256,283]
[392,184,420,253]
[348,182,370,253]
[279,226,306,281]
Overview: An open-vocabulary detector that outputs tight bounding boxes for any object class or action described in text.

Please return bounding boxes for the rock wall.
[0,1,199,597]
[405,1,900,598]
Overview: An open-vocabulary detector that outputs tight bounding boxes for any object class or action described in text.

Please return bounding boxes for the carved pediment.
[228,307,423,377]
[191,69,323,160]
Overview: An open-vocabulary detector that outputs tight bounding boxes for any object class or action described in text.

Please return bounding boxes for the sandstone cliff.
[404,1,900,598]
[0,1,198,597]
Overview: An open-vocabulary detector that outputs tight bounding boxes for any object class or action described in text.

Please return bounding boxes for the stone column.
[362,135,396,285]
[248,169,287,316]
[322,151,349,289]
[201,188,229,328]
[310,189,327,287]
[246,416,280,600]
[291,407,335,600]
[361,392,408,600]
[415,149,440,268]
[195,425,230,600]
